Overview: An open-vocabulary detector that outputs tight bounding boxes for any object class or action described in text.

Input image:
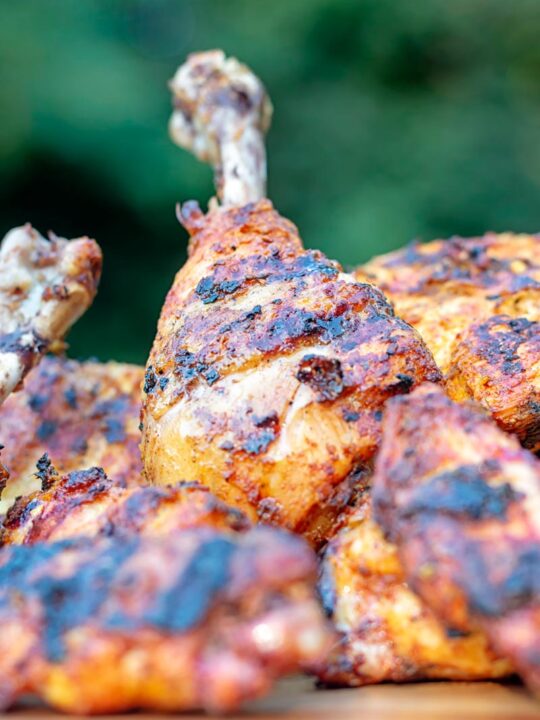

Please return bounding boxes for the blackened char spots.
[0,538,139,661]
[174,350,220,387]
[461,545,540,617]
[0,329,47,373]
[405,465,523,521]
[195,276,241,304]
[35,453,58,491]
[297,355,344,401]
[141,536,235,631]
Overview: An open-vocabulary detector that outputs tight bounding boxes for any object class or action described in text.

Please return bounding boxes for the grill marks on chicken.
[143,200,439,545]
[0,460,250,546]
[446,316,540,452]
[0,526,331,713]
[0,225,102,403]
[0,356,143,512]
[372,384,540,695]
[317,495,511,686]
[141,51,440,546]
[356,233,540,447]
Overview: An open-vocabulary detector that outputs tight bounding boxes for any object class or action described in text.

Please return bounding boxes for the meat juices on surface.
[0,356,143,512]
[372,383,540,695]
[0,526,332,714]
[317,495,511,686]
[0,462,249,546]
[0,225,102,403]
[356,234,540,448]
[142,50,440,546]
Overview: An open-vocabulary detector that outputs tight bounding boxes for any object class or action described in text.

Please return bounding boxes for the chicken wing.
[317,494,511,686]
[0,459,249,545]
[0,225,101,402]
[141,50,440,546]
[372,383,540,695]
[356,233,540,448]
[0,355,143,512]
[0,526,331,713]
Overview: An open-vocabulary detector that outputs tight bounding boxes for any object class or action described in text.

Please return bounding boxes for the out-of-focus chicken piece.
[0,225,102,403]
[141,51,440,547]
[356,235,540,448]
[0,356,143,512]
[317,494,511,686]
[0,526,332,714]
[356,233,540,372]
[373,383,540,696]
[0,459,249,545]
[446,315,540,452]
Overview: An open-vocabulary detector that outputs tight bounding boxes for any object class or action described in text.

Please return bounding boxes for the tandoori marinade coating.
[0,356,143,512]
[141,50,440,546]
[0,460,249,546]
[0,526,332,714]
[355,233,540,449]
[317,494,511,686]
[0,225,102,403]
[372,383,540,696]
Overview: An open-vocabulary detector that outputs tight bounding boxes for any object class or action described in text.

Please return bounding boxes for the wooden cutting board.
[8,678,540,719]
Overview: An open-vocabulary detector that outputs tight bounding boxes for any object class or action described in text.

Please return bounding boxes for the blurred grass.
[1,0,539,363]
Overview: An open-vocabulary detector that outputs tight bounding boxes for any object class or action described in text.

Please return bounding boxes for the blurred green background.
[1,1,540,364]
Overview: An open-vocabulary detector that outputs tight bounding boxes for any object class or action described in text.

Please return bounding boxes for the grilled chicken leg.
[318,494,511,685]
[0,225,101,403]
[0,356,143,512]
[356,233,540,450]
[0,459,249,545]
[373,383,540,695]
[0,526,331,714]
[141,51,440,545]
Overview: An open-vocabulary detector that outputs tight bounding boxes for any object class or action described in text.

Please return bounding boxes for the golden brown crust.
[446,315,540,451]
[317,494,511,686]
[0,356,143,511]
[372,383,540,695]
[356,233,540,448]
[0,526,331,713]
[0,460,250,545]
[142,201,440,546]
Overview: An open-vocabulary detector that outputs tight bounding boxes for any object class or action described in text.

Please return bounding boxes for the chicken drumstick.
[141,51,440,545]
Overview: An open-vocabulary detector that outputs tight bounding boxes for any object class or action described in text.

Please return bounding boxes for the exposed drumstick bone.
[0,224,102,404]
[169,49,272,207]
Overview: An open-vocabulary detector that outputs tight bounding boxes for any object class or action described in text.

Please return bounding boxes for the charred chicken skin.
[0,225,101,403]
[373,383,540,696]
[317,494,511,686]
[0,526,332,714]
[141,50,440,546]
[0,356,143,512]
[446,315,540,451]
[0,459,249,545]
[356,233,540,449]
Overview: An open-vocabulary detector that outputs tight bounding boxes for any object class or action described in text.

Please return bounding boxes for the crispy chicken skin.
[317,494,511,686]
[0,526,332,714]
[0,356,143,511]
[356,234,540,447]
[446,315,540,452]
[0,456,250,545]
[0,225,102,402]
[372,383,540,695]
[142,51,440,546]
[0,461,249,545]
